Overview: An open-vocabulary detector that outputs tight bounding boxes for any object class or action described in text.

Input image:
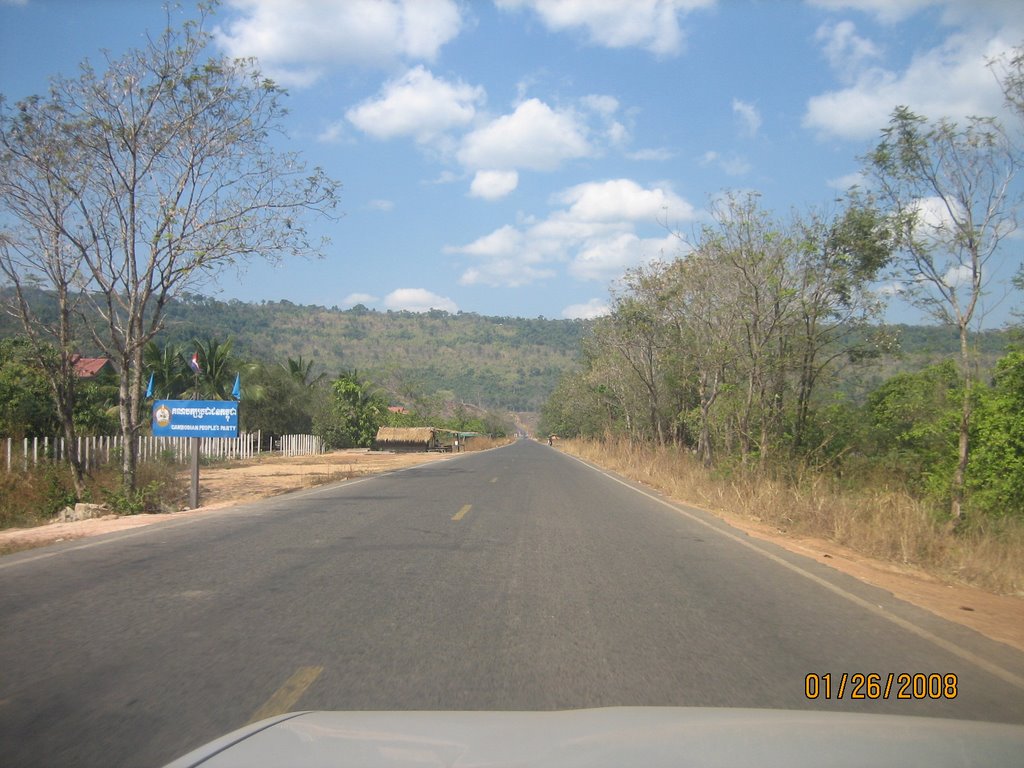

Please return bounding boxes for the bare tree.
[0,5,340,492]
[864,106,1018,521]
[606,265,678,445]
[699,192,798,466]
[655,251,736,467]
[0,92,99,494]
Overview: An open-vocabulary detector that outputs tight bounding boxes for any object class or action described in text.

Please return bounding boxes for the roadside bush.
[0,453,188,528]
[0,463,78,528]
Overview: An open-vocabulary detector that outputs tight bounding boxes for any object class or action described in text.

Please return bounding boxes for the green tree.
[862,360,961,502]
[73,362,119,435]
[282,356,326,388]
[182,338,241,401]
[240,362,318,436]
[0,338,60,439]
[967,348,1024,517]
[143,341,189,400]
[788,199,894,456]
[316,371,386,449]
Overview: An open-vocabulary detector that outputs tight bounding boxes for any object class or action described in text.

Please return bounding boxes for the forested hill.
[0,289,1016,412]
[0,291,590,412]
[161,296,590,410]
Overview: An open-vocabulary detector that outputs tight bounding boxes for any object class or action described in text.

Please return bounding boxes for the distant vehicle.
[163,708,1024,767]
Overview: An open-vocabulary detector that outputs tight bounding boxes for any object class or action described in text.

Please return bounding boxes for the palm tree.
[182,337,240,400]
[143,341,189,400]
[282,355,326,388]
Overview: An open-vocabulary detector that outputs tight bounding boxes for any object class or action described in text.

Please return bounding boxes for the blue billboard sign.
[151,400,239,438]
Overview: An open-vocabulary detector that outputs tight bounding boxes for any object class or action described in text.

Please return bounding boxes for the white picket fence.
[279,434,326,457]
[3,431,325,472]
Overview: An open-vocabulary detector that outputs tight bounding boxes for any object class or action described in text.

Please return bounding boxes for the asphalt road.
[2,439,1023,766]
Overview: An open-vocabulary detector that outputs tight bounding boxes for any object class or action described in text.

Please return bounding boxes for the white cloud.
[495,0,716,56]
[628,147,675,161]
[342,292,380,307]
[699,150,751,176]
[431,170,462,185]
[447,178,696,287]
[346,66,484,143]
[908,195,968,247]
[815,20,881,82]
[470,170,520,200]
[216,0,463,87]
[569,232,678,281]
[457,98,592,171]
[806,0,937,25]
[555,178,695,223]
[942,263,975,288]
[347,84,623,196]
[732,99,762,137]
[581,94,620,115]
[562,298,611,319]
[459,262,557,287]
[453,224,525,257]
[804,24,1019,140]
[367,199,395,211]
[384,288,459,313]
[449,225,556,287]
[316,121,347,143]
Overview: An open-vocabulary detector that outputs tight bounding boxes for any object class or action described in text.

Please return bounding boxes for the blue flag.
[231,373,241,400]
[145,372,154,399]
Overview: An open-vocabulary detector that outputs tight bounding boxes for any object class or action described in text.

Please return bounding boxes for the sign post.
[152,400,239,508]
[190,437,201,508]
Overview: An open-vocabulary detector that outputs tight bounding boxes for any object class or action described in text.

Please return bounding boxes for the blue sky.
[1,0,1022,324]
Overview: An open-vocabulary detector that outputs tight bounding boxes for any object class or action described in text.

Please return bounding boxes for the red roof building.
[73,357,113,378]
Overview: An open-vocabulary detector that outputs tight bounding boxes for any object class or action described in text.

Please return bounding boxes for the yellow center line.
[452,504,472,521]
[248,665,323,724]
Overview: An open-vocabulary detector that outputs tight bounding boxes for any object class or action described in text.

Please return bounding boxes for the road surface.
[2,439,1023,766]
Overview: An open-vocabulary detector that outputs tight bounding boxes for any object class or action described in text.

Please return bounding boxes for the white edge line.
[564,452,1024,692]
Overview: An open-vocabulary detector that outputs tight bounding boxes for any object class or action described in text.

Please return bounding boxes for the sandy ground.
[1,446,1021,653]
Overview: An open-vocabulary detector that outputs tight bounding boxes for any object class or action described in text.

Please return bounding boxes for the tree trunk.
[57,387,86,497]
[697,369,719,468]
[950,322,972,523]
[119,366,137,493]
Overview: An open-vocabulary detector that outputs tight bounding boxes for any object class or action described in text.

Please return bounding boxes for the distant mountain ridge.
[0,289,1015,412]
[0,290,590,412]
[161,295,590,411]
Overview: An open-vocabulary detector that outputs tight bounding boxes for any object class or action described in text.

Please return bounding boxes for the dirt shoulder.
[2,444,1021,654]
[711,508,1024,654]
[0,449,452,554]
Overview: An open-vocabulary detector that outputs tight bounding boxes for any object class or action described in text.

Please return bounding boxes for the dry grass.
[561,437,1024,596]
[462,436,512,452]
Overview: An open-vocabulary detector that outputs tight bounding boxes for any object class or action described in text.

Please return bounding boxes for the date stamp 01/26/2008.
[805,673,959,700]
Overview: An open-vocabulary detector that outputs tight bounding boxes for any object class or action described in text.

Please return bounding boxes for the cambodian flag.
[189,352,201,374]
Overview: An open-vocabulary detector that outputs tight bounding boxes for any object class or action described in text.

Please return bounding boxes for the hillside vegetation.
[0,289,1015,414]
[0,290,589,412]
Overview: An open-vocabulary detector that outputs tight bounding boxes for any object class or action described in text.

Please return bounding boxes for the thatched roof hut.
[374,426,438,452]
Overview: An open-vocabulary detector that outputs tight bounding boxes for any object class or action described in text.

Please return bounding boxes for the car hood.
[164,707,1024,768]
